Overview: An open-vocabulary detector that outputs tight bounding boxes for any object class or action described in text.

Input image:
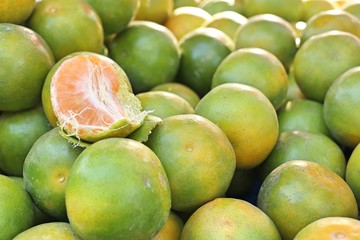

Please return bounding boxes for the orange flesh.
[51,55,126,130]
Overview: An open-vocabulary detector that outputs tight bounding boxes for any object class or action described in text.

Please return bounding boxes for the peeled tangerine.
[42,52,147,143]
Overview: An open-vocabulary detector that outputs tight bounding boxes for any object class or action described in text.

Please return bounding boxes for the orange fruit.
[164,6,213,40]
[84,0,139,35]
[343,0,360,20]
[28,0,104,61]
[13,222,81,240]
[177,27,234,97]
[212,47,288,110]
[195,83,279,169]
[152,211,184,240]
[42,51,147,143]
[0,174,35,240]
[180,198,281,239]
[0,23,55,112]
[294,216,360,239]
[0,0,36,24]
[108,20,180,93]
[65,138,171,239]
[199,0,243,15]
[346,143,360,205]
[302,0,337,22]
[277,99,331,137]
[257,160,358,240]
[145,114,236,212]
[136,91,195,119]
[135,0,173,24]
[258,130,346,180]
[300,9,360,43]
[23,127,83,221]
[323,66,360,148]
[202,10,247,39]
[234,14,298,71]
[0,107,51,176]
[293,30,360,102]
[150,82,200,108]
[243,0,303,22]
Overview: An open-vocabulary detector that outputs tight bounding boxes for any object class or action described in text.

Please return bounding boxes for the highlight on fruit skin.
[42,51,148,143]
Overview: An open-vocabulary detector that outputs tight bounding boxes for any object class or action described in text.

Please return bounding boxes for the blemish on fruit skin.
[58,174,65,183]
[159,173,168,190]
[333,231,346,239]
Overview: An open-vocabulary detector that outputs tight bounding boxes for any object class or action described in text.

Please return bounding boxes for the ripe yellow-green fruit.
[323,66,360,148]
[234,13,298,71]
[28,0,104,61]
[150,82,200,108]
[258,130,346,180]
[277,99,331,137]
[0,0,36,24]
[108,21,180,93]
[212,47,288,110]
[177,27,234,97]
[258,160,358,240]
[300,9,360,44]
[0,23,55,112]
[242,0,303,22]
[346,143,360,206]
[136,91,194,119]
[0,174,35,240]
[146,114,236,212]
[293,30,360,102]
[66,138,171,239]
[181,198,281,239]
[13,222,81,240]
[135,0,173,24]
[84,0,139,35]
[152,211,184,240]
[0,107,51,176]
[23,127,83,220]
[195,83,278,169]
[293,217,360,240]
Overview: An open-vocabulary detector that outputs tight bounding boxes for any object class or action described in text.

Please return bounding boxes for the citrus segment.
[45,52,147,143]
